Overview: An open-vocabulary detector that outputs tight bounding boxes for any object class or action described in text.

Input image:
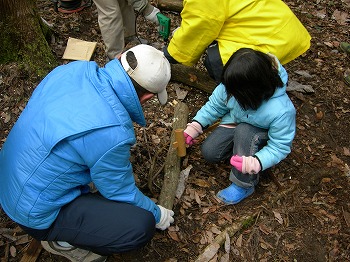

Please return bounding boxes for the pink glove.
[183,122,203,146]
[230,155,261,174]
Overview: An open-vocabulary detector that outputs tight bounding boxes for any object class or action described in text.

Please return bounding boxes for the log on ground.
[158,102,189,209]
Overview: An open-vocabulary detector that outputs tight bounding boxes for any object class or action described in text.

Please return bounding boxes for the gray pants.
[201,123,268,188]
[93,0,136,60]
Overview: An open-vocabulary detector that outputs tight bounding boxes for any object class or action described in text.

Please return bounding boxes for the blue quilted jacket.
[0,59,161,229]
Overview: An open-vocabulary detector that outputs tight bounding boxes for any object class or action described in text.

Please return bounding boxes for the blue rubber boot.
[216,183,254,204]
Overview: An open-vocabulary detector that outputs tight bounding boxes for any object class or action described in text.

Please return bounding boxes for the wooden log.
[20,239,42,262]
[158,102,189,209]
[170,64,217,94]
[155,0,183,12]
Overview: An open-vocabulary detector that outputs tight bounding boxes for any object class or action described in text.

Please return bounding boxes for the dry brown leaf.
[220,253,229,262]
[219,212,233,223]
[168,231,180,242]
[195,191,201,205]
[342,209,350,227]
[151,134,160,144]
[343,147,350,156]
[321,177,331,183]
[164,259,178,262]
[235,234,243,247]
[202,207,210,214]
[319,209,337,221]
[332,9,348,25]
[258,223,272,235]
[324,42,334,48]
[327,154,345,171]
[259,237,274,250]
[273,210,283,224]
[314,8,326,19]
[195,242,220,262]
[192,179,211,188]
[10,245,16,257]
[224,232,230,253]
[175,85,188,100]
[211,226,221,235]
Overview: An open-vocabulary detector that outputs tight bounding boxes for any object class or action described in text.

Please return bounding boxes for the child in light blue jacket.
[184,48,296,204]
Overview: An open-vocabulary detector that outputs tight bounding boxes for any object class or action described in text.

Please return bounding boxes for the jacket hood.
[99,59,146,126]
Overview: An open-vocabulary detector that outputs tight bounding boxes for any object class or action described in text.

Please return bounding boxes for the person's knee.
[234,122,252,134]
[201,142,220,163]
[132,212,156,247]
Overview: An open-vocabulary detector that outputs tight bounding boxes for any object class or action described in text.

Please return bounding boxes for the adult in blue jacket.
[0,44,174,261]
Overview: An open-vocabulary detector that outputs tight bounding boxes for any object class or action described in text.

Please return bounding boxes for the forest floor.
[1,0,350,261]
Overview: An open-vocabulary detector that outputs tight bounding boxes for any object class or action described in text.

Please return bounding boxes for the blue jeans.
[19,193,155,256]
[201,123,268,188]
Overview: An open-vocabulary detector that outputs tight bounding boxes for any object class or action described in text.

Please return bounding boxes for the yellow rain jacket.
[167,0,311,66]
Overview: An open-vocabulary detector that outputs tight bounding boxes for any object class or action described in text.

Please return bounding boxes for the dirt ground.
[1,0,350,261]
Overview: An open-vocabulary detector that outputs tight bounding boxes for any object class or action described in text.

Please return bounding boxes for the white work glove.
[156,205,174,230]
[144,5,160,24]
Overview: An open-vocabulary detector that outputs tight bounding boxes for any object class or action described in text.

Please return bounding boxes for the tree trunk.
[0,0,57,77]
[171,64,217,93]
[156,0,183,12]
[158,102,189,209]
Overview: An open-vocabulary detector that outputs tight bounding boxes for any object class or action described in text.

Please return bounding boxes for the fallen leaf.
[319,209,337,221]
[224,232,230,253]
[321,177,331,183]
[164,258,178,262]
[10,246,16,257]
[175,85,188,100]
[211,226,221,235]
[314,8,327,19]
[342,209,350,227]
[151,134,160,144]
[192,178,211,188]
[220,253,229,262]
[287,80,314,93]
[196,242,220,262]
[195,191,201,205]
[168,231,180,242]
[273,210,283,224]
[295,70,313,78]
[332,9,348,25]
[259,223,272,235]
[236,234,243,247]
[327,154,345,171]
[175,165,192,199]
[324,42,334,48]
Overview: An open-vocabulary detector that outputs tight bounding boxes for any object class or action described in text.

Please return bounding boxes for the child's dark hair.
[221,48,284,110]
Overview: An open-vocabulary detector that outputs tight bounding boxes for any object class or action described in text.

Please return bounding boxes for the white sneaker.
[41,241,107,262]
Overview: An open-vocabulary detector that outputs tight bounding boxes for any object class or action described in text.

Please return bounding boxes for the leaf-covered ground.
[1,0,350,261]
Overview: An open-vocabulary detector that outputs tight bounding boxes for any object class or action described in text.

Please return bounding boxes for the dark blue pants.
[20,193,156,255]
[204,42,224,84]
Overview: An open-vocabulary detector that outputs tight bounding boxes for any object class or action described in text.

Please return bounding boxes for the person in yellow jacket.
[164,0,311,83]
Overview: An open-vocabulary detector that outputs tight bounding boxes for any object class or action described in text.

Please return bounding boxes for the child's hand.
[230,155,261,174]
[184,132,195,146]
[183,122,203,146]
